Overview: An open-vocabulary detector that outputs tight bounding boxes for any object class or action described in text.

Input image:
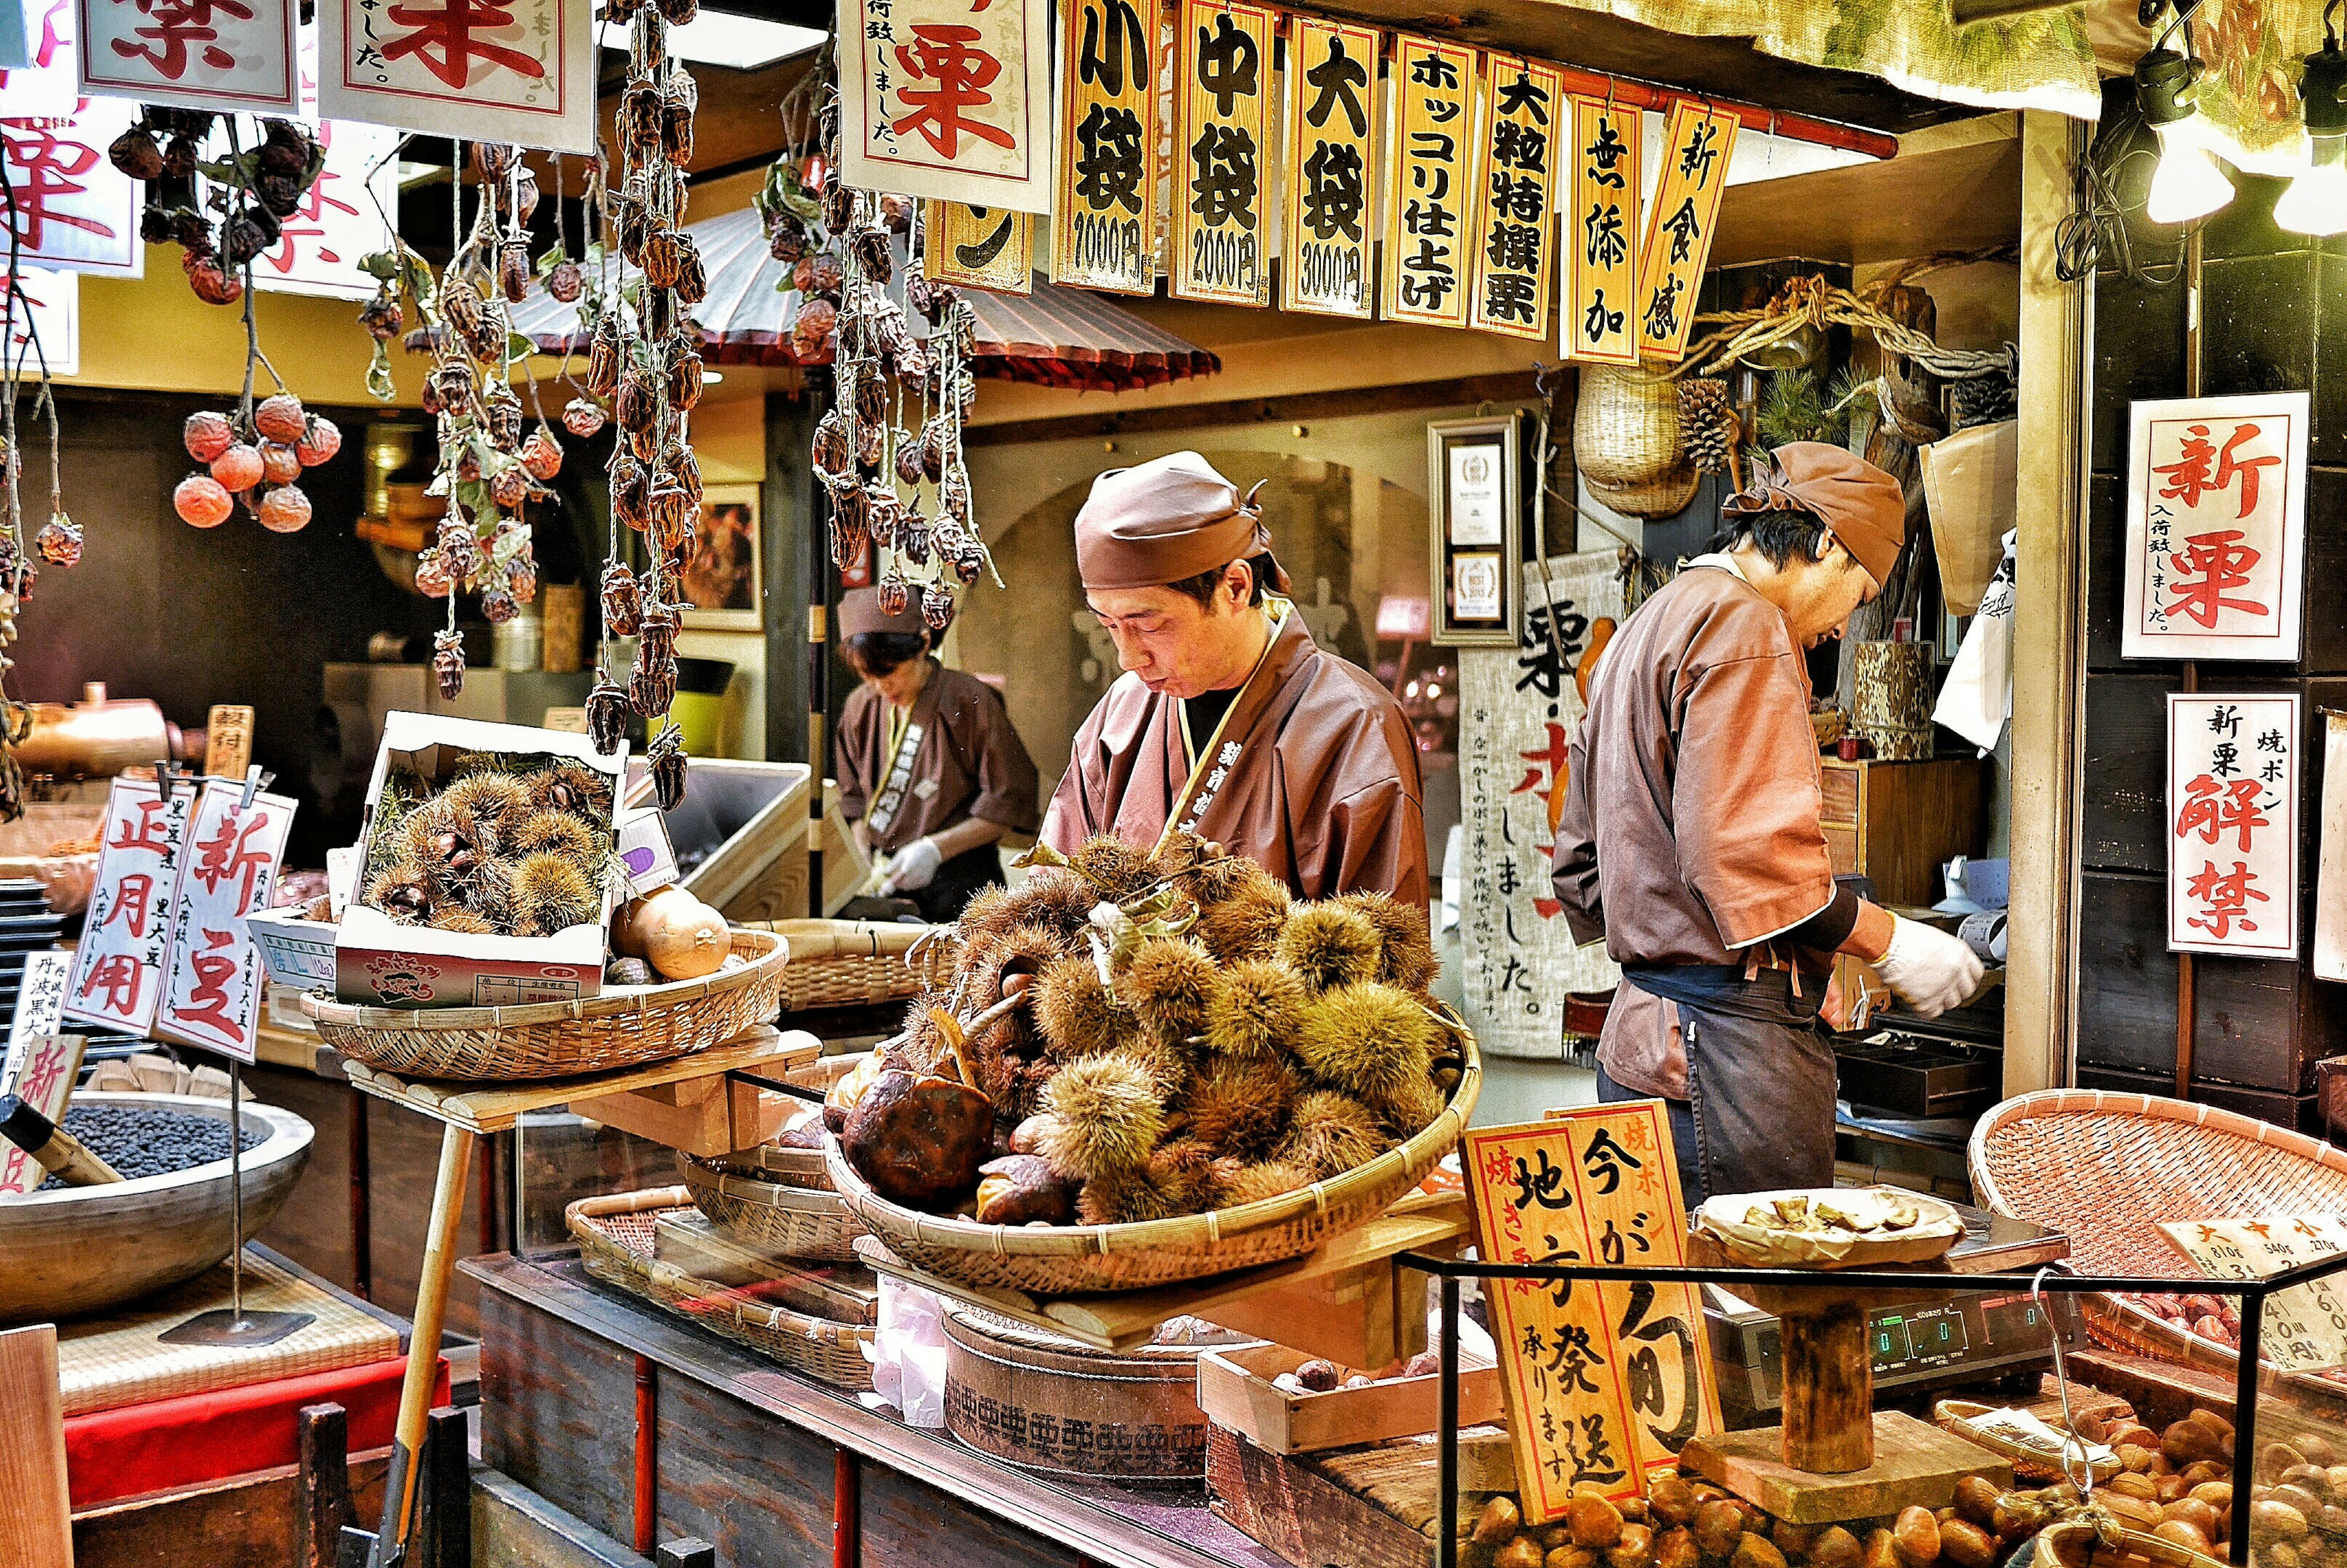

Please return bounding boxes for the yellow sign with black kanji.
[1565,95,1640,365]
[1634,100,1739,361]
[1381,35,1477,330]
[1171,0,1273,307]
[1282,15,1378,319]
[1052,0,1156,295]
[1469,53,1561,342]
[925,201,1033,294]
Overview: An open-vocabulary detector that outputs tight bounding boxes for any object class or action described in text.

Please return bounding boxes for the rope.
[1672,273,2016,386]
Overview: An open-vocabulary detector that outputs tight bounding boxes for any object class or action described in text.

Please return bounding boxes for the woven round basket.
[1575,362,1699,519]
[826,1035,1482,1295]
[678,1151,865,1261]
[301,928,787,1080]
[746,919,953,1012]
[566,1187,873,1389]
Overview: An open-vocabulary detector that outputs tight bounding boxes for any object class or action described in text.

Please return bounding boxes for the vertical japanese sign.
[1469,53,1558,342]
[838,0,1052,211]
[1052,0,1155,294]
[924,200,1032,293]
[2167,692,2297,959]
[65,775,196,1037]
[0,1033,87,1195]
[2158,1214,2347,1374]
[1,97,144,277]
[4,265,79,377]
[1382,35,1474,329]
[7,951,75,1060]
[1633,100,1736,362]
[1170,0,1269,306]
[1458,551,1622,1058]
[319,0,597,153]
[2123,392,2308,662]
[1280,16,1375,318]
[1,0,81,115]
[1565,95,1639,365]
[75,0,296,114]
[1464,1105,1719,1522]
[157,778,295,1061]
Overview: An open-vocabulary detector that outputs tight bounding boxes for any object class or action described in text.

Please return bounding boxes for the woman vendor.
[836,586,1041,922]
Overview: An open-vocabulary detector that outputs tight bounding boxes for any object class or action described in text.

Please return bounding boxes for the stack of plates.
[0,879,62,1021]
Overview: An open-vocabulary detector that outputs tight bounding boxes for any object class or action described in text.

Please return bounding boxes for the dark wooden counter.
[465,1251,1293,1568]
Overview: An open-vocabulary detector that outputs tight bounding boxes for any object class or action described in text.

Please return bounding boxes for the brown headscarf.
[838,587,928,640]
[1074,451,1292,593]
[1719,442,1906,587]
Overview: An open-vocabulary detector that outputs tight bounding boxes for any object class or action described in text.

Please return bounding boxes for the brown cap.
[1719,442,1906,587]
[1074,451,1291,594]
[837,587,928,640]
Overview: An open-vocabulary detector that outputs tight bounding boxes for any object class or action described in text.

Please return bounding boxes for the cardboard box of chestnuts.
[333,712,628,1008]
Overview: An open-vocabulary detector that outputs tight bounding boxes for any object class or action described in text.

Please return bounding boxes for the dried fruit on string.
[641,287,680,342]
[562,398,608,438]
[430,361,475,409]
[642,230,688,291]
[161,133,199,178]
[648,486,693,552]
[922,587,955,632]
[639,601,678,662]
[482,581,520,623]
[625,421,662,463]
[257,484,312,533]
[631,651,678,719]
[823,181,860,234]
[586,320,623,398]
[877,572,911,617]
[614,369,656,436]
[612,453,652,530]
[920,419,947,482]
[900,513,931,566]
[667,445,703,504]
[905,272,936,318]
[183,411,235,463]
[295,417,342,467]
[438,518,483,579]
[223,214,274,267]
[587,673,630,755]
[498,240,532,304]
[621,76,663,148]
[433,630,467,700]
[895,436,926,488]
[508,553,538,604]
[648,725,689,811]
[440,277,485,340]
[257,442,300,485]
[892,334,929,383]
[666,345,703,411]
[185,257,242,306]
[109,128,165,180]
[211,444,264,491]
[942,469,973,526]
[545,260,583,303]
[455,447,482,483]
[952,543,988,586]
[512,170,540,224]
[175,474,234,528]
[920,281,961,328]
[672,246,707,306]
[866,483,902,549]
[852,226,895,285]
[854,418,885,471]
[521,428,563,480]
[813,410,851,478]
[484,385,524,450]
[463,309,507,368]
[878,192,914,232]
[660,78,697,164]
[415,551,455,598]
[472,142,517,181]
[601,562,644,636]
[792,298,839,360]
[490,466,531,510]
[35,516,81,567]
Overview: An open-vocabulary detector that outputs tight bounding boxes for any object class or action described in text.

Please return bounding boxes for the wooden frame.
[1427,413,1521,647]
[679,483,764,632]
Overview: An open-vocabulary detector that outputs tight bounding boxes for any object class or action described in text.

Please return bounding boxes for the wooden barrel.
[942,1310,1234,1484]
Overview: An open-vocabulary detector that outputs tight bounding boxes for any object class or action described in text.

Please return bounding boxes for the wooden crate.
[1195,1343,1503,1456]
[1817,757,1987,908]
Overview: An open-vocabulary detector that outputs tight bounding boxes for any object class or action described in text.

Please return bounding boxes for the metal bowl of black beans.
[0,1092,313,1322]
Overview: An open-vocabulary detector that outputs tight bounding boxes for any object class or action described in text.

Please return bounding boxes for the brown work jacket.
[836,662,1040,855]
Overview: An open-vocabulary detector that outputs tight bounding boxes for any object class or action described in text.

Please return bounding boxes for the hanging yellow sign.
[1469,53,1561,342]
[1634,100,1739,362]
[1565,95,1640,366]
[1171,0,1273,307]
[1381,35,1477,330]
[925,201,1034,293]
[1282,16,1378,319]
[1052,0,1157,295]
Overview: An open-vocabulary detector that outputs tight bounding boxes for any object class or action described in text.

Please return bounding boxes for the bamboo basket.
[2033,1521,2224,1568]
[566,1187,874,1389]
[746,919,954,1012]
[301,928,788,1080]
[678,1152,864,1261]
[826,1034,1482,1296]
[1575,363,1699,519]
[1931,1399,2122,1484]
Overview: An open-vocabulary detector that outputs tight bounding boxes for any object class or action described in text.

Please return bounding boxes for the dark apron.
[908,843,1004,925]
[1620,964,1837,1203]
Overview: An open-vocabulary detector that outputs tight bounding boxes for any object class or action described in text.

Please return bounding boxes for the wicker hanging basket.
[1576,362,1699,519]
[745,918,957,1012]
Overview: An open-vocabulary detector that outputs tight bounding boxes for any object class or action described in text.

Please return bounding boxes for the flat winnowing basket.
[825,1035,1482,1296]
[747,920,953,1013]
[678,1151,865,1261]
[303,928,787,1080]
[566,1188,873,1390]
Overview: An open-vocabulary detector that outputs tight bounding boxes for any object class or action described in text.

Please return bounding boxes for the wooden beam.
[963,372,1543,449]
[0,1325,70,1568]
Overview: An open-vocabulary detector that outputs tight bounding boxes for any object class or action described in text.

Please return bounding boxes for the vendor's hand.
[1822,972,1847,1032]
[1875,915,1984,1018]
[881,837,944,893]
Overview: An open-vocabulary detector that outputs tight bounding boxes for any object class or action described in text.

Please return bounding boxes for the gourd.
[616,884,729,979]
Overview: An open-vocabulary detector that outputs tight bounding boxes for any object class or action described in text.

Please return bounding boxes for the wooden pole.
[807,372,834,919]
[369,1124,474,1568]
[0,1325,70,1568]
[2175,227,2203,1102]
[833,1448,859,1568]
[635,1354,658,1555]
[348,1094,372,1302]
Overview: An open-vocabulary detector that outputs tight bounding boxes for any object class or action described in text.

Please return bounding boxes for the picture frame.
[678,483,765,631]
[1428,414,1521,646]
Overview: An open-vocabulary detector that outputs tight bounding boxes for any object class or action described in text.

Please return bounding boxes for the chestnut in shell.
[841,1069,993,1210]
[974,1155,1078,1226]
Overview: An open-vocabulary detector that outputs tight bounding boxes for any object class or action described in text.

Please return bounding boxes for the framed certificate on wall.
[1428,414,1520,646]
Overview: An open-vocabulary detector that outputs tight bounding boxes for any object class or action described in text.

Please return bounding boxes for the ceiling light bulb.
[2277,137,2347,235]
[700,370,725,384]
[2146,120,2235,225]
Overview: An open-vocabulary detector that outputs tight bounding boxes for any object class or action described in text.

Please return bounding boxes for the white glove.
[881,837,944,893]
[1874,915,1985,1018]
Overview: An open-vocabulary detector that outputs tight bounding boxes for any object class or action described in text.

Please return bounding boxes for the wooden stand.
[1678,1412,2013,1525]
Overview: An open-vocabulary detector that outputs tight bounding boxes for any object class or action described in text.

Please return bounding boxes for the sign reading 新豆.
[75,0,297,115]
[1464,1104,1720,1523]
[1469,53,1559,343]
[924,200,1032,294]
[1,97,146,278]
[1052,0,1155,295]
[838,0,1052,213]
[1171,0,1270,307]
[1565,95,1639,366]
[65,774,196,1037]
[156,777,297,1063]
[318,0,595,153]
[2123,392,2308,662]
[1280,16,1376,319]
[1381,36,1475,329]
[2167,692,2297,961]
[1633,100,1736,362]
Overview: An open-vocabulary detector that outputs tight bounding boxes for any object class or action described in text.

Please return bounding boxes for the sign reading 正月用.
[65,774,197,1037]
[2123,392,2308,662]
[838,0,1052,213]
[75,0,296,114]
[1171,0,1271,307]
[1382,35,1475,330]
[155,777,297,1063]
[1052,0,1156,295]
[1469,53,1559,342]
[2167,692,2297,960]
[318,0,596,153]
[924,200,1032,294]
[1565,95,1640,366]
[1281,15,1376,320]
[1,97,145,278]
[1634,99,1736,362]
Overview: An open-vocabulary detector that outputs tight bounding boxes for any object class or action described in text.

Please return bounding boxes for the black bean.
[33,1105,263,1189]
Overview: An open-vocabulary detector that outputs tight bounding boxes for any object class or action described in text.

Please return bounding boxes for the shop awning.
[508,205,1219,395]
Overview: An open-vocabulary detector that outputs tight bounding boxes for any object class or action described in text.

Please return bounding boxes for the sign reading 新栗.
[2123,392,2308,662]
[837,0,1054,213]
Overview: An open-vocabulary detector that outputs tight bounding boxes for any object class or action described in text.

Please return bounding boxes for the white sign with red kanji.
[837,0,1052,212]
[4,265,79,377]
[0,0,81,115]
[248,38,400,299]
[319,0,595,153]
[0,1033,87,1196]
[156,778,295,1062]
[1,97,145,277]
[2167,693,2297,960]
[2125,392,2308,662]
[75,0,297,115]
[66,775,199,1036]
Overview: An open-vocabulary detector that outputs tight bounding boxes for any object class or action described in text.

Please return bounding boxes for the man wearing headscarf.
[1552,443,1983,1201]
[1044,451,1428,907]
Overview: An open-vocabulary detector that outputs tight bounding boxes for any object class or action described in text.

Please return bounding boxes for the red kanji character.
[109,798,175,855]
[15,1039,68,1106]
[2164,529,2269,630]
[891,24,1015,158]
[2185,859,2268,940]
[0,0,70,86]
[78,951,144,1015]
[260,156,359,274]
[380,0,546,90]
[3,272,56,354]
[2176,775,2269,852]
[2155,422,2282,520]
[109,0,252,79]
[171,926,244,1041]
[100,872,155,939]
[190,808,274,908]
[1511,720,1569,798]
[1,125,109,250]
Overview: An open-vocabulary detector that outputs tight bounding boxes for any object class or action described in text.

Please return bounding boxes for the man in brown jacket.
[1043,452,1428,908]
[1552,444,1981,1201]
